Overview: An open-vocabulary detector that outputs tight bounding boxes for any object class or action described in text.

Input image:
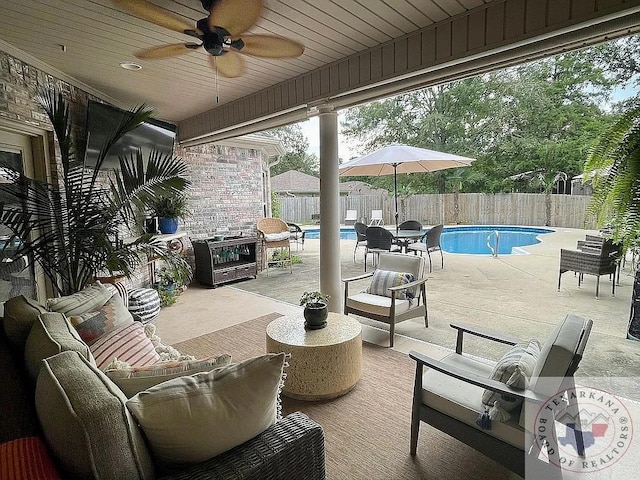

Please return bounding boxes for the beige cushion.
[47,282,113,316]
[126,353,287,465]
[69,293,134,346]
[2,295,47,350]
[24,312,95,385]
[90,322,160,371]
[264,232,290,242]
[35,351,154,480]
[106,354,232,398]
[421,353,526,449]
[481,338,540,412]
[346,292,412,316]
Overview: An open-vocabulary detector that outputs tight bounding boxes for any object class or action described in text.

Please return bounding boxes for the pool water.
[303,225,553,255]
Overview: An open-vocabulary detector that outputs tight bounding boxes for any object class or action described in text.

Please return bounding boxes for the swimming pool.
[303,225,553,255]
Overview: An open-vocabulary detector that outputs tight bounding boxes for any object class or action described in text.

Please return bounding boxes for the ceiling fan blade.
[113,0,197,35]
[236,35,304,58]
[135,43,199,59]
[208,0,262,36]
[209,51,245,78]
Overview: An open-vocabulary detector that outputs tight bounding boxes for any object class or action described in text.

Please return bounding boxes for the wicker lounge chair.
[257,218,292,275]
[558,238,622,298]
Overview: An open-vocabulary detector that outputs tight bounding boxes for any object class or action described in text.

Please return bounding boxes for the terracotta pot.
[303,302,328,330]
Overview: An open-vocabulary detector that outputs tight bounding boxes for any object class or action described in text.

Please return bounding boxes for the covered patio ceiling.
[1,1,639,145]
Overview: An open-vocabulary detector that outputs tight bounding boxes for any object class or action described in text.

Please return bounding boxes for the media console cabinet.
[192,236,258,287]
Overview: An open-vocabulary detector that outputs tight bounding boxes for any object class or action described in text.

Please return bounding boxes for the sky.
[297,113,356,162]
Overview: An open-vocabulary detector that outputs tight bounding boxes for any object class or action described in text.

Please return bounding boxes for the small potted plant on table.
[150,193,190,234]
[299,291,330,330]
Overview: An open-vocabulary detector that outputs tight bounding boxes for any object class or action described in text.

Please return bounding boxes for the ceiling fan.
[113,0,304,78]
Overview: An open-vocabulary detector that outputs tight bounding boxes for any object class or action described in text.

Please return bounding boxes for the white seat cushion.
[346,292,412,316]
[264,232,290,242]
[421,353,526,450]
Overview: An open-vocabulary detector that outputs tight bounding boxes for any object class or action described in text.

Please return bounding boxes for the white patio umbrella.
[338,144,475,232]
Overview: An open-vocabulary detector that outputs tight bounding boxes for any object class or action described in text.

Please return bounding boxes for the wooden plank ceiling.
[0,0,492,122]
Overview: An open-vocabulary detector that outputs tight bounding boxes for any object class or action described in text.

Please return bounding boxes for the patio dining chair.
[395,220,423,249]
[363,226,401,271]
[353,222,368,263]
[407,224,444,273]
[287,222,305,251]
[409,314,592,477]
[256,218,292,275]
[343,252,428,347]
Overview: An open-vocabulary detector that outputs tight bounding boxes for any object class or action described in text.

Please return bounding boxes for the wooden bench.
[311,213,321,224]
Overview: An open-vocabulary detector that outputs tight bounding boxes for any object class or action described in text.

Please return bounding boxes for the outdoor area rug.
[173,313,519,480]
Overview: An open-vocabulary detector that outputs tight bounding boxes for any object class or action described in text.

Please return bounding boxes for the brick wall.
[1,50,270,291]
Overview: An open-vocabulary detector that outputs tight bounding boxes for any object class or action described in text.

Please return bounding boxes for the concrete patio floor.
[155,226,640,380]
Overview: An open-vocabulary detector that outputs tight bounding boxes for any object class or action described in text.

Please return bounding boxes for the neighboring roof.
[271,171,319,194]
[271,171,385,195]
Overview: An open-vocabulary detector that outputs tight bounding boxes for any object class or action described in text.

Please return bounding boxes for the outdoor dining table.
[393,229,426,252]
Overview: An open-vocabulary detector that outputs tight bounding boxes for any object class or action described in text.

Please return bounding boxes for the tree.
[0,88,191,296]
[268,124,319,176]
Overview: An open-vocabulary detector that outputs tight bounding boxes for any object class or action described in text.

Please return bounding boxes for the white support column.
[318,104,342,312]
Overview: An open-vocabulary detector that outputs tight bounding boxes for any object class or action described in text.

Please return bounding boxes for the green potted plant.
[154,263,193,307]
[0,87,191,296]
[299,291,330,330]
[150,193,190,234]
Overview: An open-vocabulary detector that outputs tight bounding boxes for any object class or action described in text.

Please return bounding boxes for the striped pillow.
[482,338,541,412]
[0,436,61,480]
[367,270,415,300]
[69,294,134,346]
[90,322,160,371]
[127,288,161,324]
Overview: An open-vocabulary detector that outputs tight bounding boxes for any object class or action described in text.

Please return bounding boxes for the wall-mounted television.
[84,100,177,170]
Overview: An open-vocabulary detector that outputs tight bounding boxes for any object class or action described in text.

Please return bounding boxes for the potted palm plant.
[0,87,191,297]
[150,194,190,234]
[299,291,330,329]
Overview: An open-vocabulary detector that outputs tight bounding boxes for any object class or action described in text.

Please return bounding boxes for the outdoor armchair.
[558,238,622,298]
[394,220,423,250]
[343,252,428,347]
[407,224,444,272]
[409,314,592,478]
[257,218,292,275]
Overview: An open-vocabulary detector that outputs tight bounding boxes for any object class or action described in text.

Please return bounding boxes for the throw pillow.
[0,436,61,480]
[46,282,113,316]
[35,351,154,480]
[367,270,415,300]
[106,354,232,398]
[24,312,95,385]
[482,338,541,415]
[126,352,287,465]
[2,295,47,350]
[69,293,134,346]
[264,232,290,242]
[90,322,161,371]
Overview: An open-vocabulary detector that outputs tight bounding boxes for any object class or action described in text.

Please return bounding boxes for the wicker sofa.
[0,288,325,480]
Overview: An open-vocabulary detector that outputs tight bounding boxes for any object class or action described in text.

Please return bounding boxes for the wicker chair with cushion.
[343,252,428,347]
[257,218,292,275]
[407,224,444,273]
[409,314,592,477]
[363,226,401,271]
[557,238,622,298]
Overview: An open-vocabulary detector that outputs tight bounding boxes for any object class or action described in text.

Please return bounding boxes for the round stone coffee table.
[266,312,362,401]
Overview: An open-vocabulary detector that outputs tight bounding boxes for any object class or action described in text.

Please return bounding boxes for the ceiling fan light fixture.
[119,61,142,71]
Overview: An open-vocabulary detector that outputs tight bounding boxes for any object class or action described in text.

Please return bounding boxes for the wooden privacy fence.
[279,193,598,229]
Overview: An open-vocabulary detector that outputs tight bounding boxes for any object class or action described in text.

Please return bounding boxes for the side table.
[266,312,362,401]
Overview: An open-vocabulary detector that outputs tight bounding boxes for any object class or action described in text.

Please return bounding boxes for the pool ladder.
[486,230,499,258]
